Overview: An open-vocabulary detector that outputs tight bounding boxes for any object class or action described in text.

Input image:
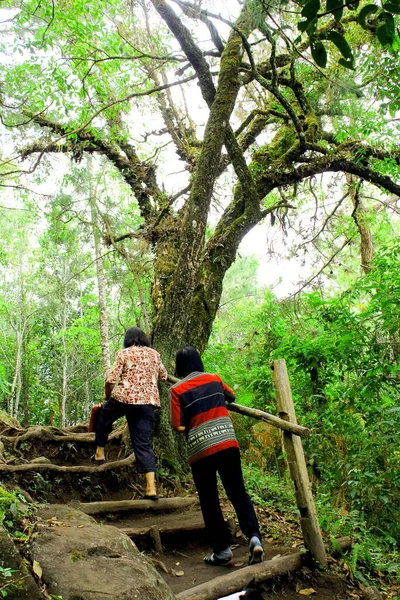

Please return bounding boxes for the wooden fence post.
[271,359,328,567]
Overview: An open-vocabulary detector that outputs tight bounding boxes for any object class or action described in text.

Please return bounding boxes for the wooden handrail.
[167,374,310,438]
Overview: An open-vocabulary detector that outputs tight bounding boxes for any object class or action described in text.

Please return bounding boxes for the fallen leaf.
[175,562,180,566]
[233,562,244,567]
[41,587,52,600]
[299,589,317,596]
[175,571,185,577]
[33,560,42,579]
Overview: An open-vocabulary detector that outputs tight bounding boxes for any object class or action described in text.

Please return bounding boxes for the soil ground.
[1,419,392,600]
[144,540,354,599]
[91,503,360,599]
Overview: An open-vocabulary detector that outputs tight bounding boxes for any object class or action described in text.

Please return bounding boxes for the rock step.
[0,525,42,600]
[79,496,198,515]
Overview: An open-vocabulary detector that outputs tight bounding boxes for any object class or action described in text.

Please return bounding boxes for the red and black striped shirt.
[170,372,239,464]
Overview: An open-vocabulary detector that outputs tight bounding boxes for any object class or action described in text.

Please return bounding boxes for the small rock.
[31,456,52,464]
[361,587,382,600]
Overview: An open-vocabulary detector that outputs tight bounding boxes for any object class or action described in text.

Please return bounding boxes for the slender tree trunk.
[347,170,374,274]
[9,324,25,419]
[79,281,92,413]
[22,337,29,426]
[88,157,111,375]
[61,299,68,428]
[12,329,24,419]
[132,271,151,336]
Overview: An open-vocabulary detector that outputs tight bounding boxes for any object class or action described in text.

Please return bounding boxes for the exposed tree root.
[1,425,123,447]
[0,452,135,473]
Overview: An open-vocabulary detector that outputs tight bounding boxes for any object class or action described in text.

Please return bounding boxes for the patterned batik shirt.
[106,346,168,406]
[170,372,239,464]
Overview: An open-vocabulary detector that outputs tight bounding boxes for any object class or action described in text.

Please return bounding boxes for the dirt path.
[89,501,356,599]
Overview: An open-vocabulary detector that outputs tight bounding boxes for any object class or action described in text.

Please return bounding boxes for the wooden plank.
[80,496,197,515]
[119,515,205,537]
[149,525,163,553]
[271,359,327,567]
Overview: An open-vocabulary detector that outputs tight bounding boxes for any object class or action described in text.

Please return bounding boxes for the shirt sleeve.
[157,352,168,381]
[170,387,185,428]
[218,376,236,403]
[105,351,124,384]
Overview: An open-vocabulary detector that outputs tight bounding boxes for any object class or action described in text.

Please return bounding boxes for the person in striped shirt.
[170,346,264,567]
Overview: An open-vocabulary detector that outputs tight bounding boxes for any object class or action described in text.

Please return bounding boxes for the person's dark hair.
[124,327,151,348]
[175,346,204,378]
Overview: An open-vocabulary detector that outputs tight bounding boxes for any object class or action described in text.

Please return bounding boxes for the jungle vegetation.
[0,0,399,587]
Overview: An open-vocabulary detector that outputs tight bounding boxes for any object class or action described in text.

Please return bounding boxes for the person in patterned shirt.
[93,327,167,499]
[170,346,264,566]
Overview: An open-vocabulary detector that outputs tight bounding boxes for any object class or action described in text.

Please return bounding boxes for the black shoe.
[141,494,160,501]
[90,455,106,465]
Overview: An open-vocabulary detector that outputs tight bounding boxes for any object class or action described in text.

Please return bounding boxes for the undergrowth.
[240,464,400,590]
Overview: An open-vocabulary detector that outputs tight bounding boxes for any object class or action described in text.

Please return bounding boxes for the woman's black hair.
[175,346,204,378]
[124,327,151,348]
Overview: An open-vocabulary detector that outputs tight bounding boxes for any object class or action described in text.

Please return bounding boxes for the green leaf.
[326,0,344,22]
[357,4,379,28]
[382,2,400,13]
[301,0,321,21]
[338,57,355,69]
[376,11,395,45]
[324,30,353,59]
[311,41,328,67]
[298,17,317,33]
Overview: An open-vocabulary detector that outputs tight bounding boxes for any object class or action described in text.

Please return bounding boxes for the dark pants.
[95,399,156,473]
[191,447,261,553]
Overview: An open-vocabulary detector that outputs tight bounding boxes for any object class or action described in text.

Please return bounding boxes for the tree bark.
[346,174,374,274]
[88,157,111,375]
[80,496,196,515]
[60,286,68,428]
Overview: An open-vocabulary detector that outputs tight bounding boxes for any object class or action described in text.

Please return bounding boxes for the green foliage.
[242,463,296,512]
[207,241,400,584]
[0,565,16,599]
[251,0,399,70]
[0,487,22,524]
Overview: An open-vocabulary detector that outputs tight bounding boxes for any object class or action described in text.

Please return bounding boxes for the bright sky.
[0,2,342,299]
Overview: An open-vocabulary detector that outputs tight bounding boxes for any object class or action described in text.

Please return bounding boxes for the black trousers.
[95,399,156,473]
[191,447,261,553]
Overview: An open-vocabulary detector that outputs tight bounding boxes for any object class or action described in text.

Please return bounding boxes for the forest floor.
[92,496,385,600]
[144,538,351,598]
[0,416,396,600]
